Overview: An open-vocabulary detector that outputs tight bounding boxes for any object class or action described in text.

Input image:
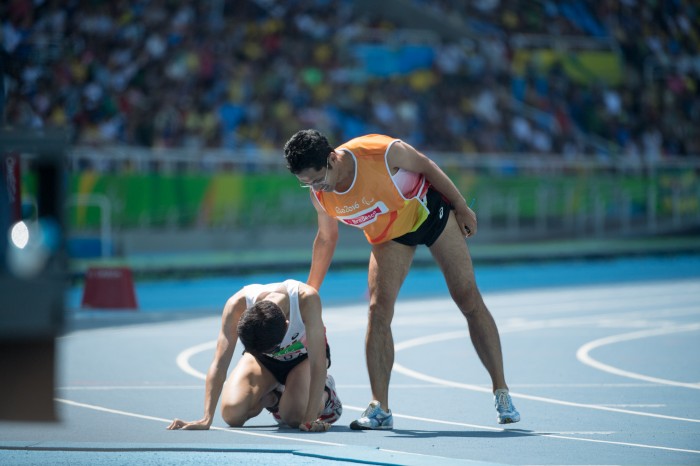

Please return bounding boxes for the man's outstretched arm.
[307,193,338,291]
[167,291,245,430]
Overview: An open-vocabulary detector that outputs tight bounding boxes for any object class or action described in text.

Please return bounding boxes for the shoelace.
[362,402,384,418]
[496,392,512,411]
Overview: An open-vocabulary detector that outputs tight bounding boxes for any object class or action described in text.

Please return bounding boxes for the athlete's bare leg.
[277,359,328,428]
[220,353,280,426]
[429,213,508,392]
[366,240,416,411]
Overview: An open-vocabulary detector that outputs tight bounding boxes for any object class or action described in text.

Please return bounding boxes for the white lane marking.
[400,279,700,319]
[388,305,700,341]
[54,399,485,462]
[57,384,449,391]
[495,306,700,334]
[599,404,666,408]
[58,386,204,390]
[393,331,700,423]
[343,404,700,455]
[393,362,700,423]
[528,432,617,435]
[55,398,700,454]
[390,302,700,329]
[169,282,700,457]
[56,383,666,391]
[576,324,700,389]
[55,398,344,446]
[173,339,700,455]
[394,331,465,351]
[176,340,216,380]
[506,383,662,388]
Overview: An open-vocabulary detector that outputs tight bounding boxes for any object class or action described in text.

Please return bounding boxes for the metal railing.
[62,148,700,252]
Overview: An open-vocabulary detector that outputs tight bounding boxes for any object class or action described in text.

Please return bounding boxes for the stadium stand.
[1,0,698,158]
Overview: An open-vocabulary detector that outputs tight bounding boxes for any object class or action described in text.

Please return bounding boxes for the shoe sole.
[349,420,393,430]
[498,416,520,424]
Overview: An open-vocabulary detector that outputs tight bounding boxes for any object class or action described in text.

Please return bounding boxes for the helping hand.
[455,204,477,238]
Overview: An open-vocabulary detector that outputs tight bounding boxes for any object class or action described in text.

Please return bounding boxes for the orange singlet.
[313,134,430,244]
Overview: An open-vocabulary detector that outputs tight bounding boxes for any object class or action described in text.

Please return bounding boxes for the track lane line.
[54,398,345,446]
[576,323,700,389]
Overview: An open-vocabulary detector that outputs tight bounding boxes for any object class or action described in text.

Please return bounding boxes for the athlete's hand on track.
[299,420,331,432]
[167,418,211,430]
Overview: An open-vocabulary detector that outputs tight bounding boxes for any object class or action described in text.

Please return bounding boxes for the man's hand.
[167,418,211,430]
[455,204,477,238]
[299,420,331,432]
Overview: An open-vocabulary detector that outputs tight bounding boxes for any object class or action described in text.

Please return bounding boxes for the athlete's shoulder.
[296,282,320,299]
[338,134,397,152]
[242,282,275,294]
[279,279,317,297]
[283,279,304,286]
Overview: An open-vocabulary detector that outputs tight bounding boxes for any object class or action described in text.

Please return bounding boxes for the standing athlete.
[284,130,520,429]
[168,279,342,432]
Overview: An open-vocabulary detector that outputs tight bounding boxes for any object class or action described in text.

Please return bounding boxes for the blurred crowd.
[416,0,700,157]
[2,0,699,159]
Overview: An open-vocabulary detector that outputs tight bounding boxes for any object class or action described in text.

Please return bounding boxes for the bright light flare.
[10,221,29,249]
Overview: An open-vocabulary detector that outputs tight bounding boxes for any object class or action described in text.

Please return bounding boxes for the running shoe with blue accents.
[349,400,393,430]
[494,389,520,424]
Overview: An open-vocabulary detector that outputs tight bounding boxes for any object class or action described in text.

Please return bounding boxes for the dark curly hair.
[237,301,287,354]
[283,129,333,174]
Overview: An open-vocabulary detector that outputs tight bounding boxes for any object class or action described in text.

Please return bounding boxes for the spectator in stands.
[2,0,698,157]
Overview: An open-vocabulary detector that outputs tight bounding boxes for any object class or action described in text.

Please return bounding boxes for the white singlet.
[242,279,309,363]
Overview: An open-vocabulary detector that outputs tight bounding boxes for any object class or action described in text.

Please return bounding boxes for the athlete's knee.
[452,284,484,319]
[279,406,305,428]
[221,404,248,427]
[367,300,394,328]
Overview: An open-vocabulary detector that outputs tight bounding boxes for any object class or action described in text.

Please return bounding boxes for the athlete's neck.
[333,150,354,193]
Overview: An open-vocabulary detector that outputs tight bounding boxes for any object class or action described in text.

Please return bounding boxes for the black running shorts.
[393,188,452,247]
[251,345,331,385]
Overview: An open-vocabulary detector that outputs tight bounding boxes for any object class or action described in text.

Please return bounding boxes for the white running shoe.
[494,389,521,424]
[349,400,393,430]
[318,374,343,424]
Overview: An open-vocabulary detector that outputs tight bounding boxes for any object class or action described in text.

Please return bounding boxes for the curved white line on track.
[55,398,344,446]
[393,331,700,423]
[174,338,700,454]
[54,399,700,456]
[176,340,215,380]
[387,413,700,455]
[576,323,700,389]
[393,362,699,423]
[341,404,700,455]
